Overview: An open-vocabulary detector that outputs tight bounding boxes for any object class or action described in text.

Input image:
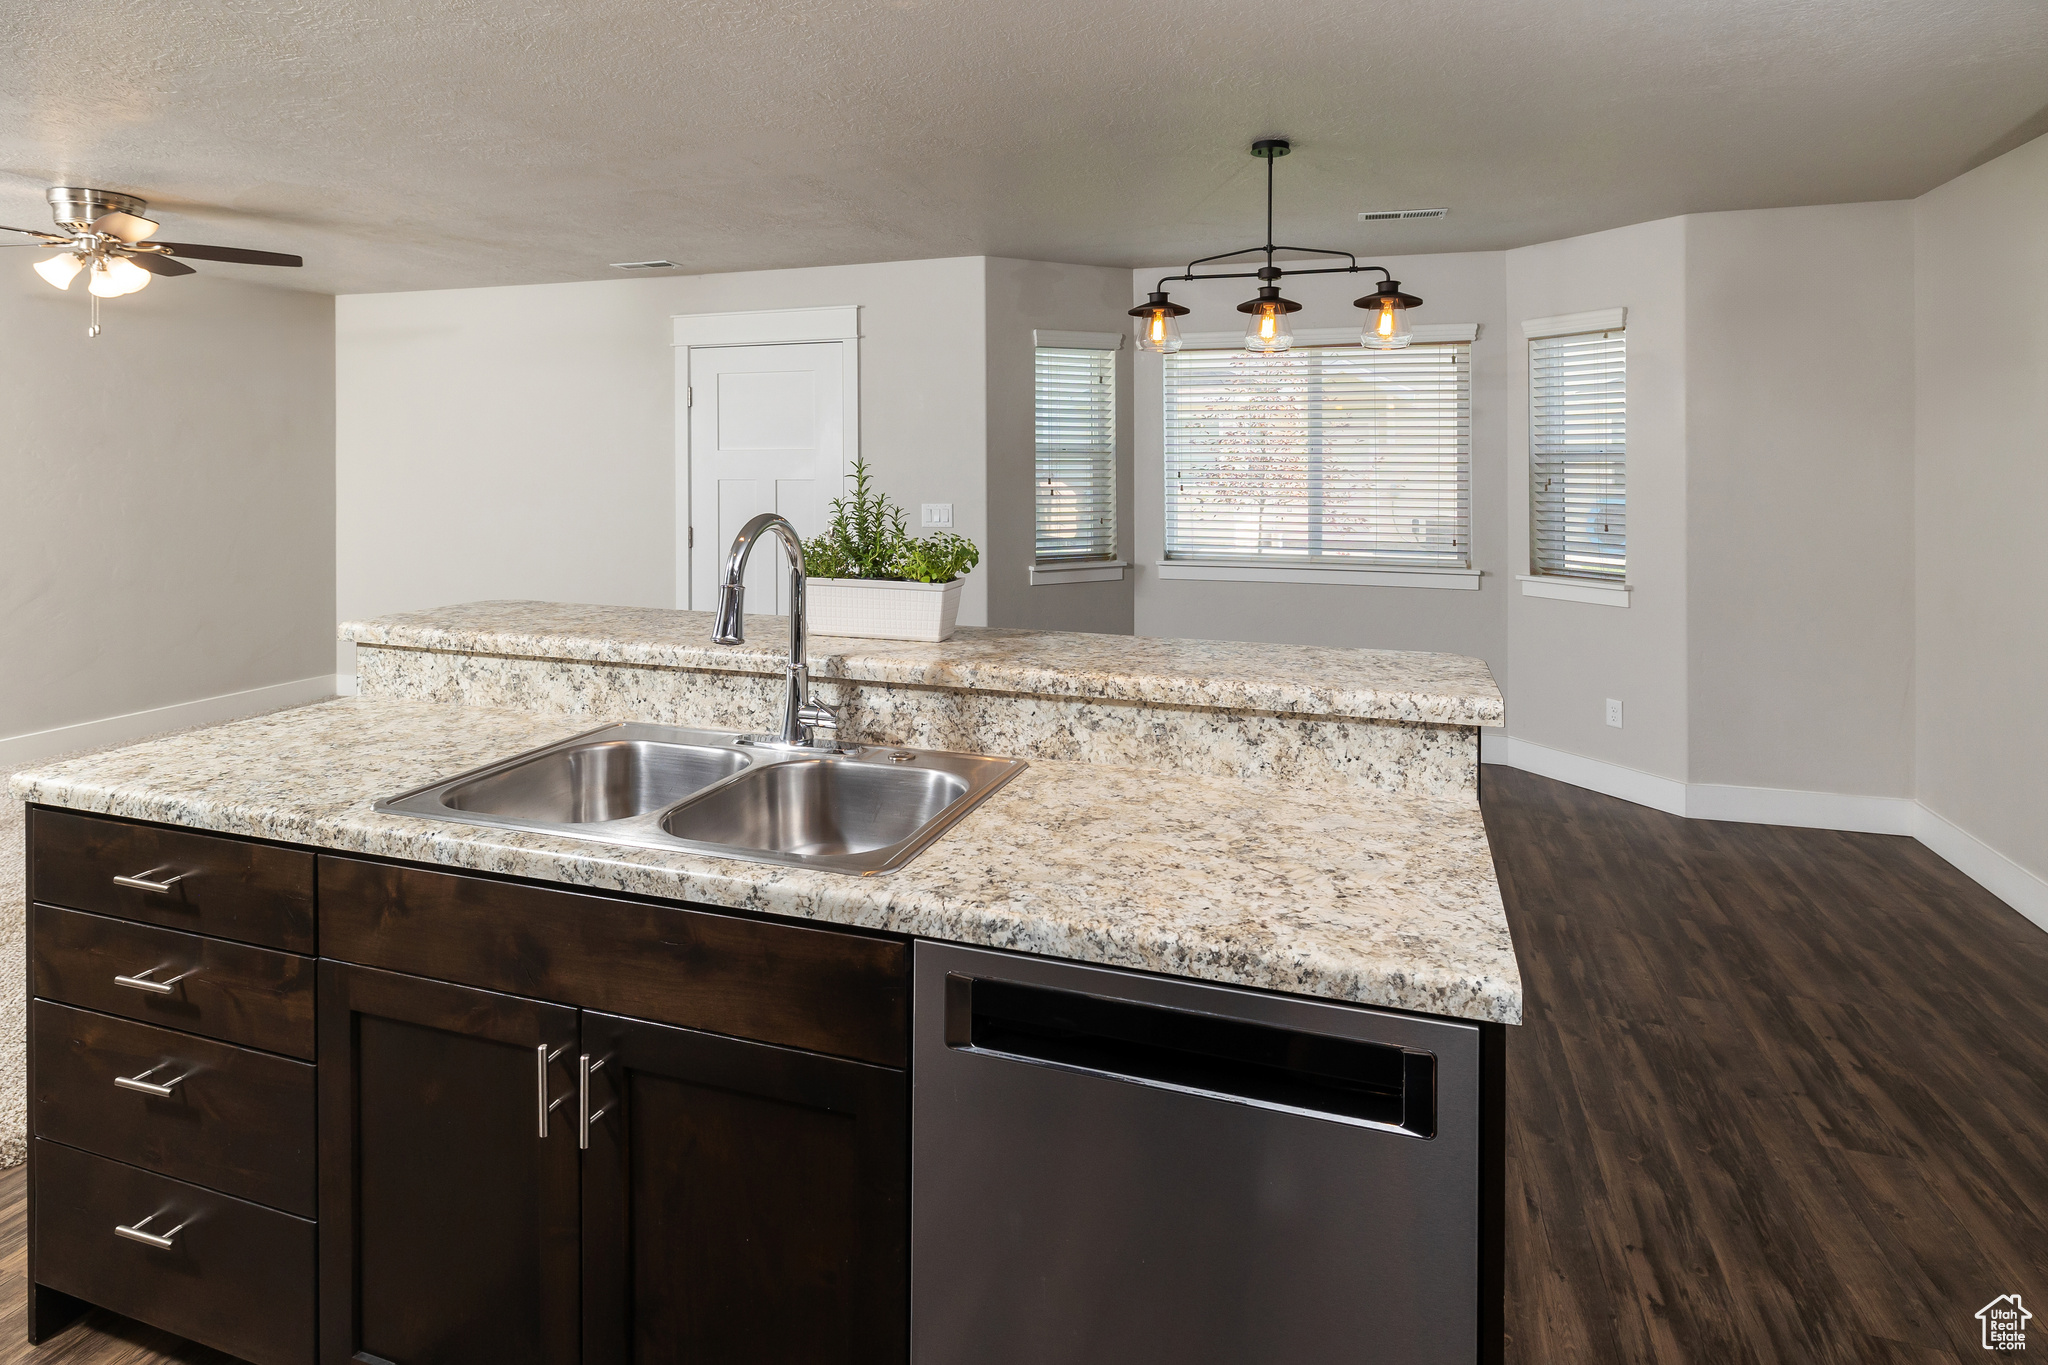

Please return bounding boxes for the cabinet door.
[581,1010,908,1364]
[318,962,580,1365]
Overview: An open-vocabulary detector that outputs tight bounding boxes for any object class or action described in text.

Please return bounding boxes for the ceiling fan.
[2,187,303,337]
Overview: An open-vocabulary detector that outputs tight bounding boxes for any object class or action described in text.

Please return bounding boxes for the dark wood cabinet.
[580,1010,909,1364]
[318,854,911,1066]
[29,810,916,1365]
[32,904,317,1058]
[33,1139,316,1365]
[316,962,581,1365]
[32,1000,317,1216]
[33,808,315,952]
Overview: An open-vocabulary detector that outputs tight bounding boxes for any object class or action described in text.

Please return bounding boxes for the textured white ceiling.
[2,0,2043,295]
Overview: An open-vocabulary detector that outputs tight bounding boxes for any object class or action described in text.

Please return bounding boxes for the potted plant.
[802,458,981,642]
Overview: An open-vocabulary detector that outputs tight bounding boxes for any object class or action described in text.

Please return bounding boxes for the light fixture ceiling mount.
[2,187,304,338]
[1129,139,1426,354]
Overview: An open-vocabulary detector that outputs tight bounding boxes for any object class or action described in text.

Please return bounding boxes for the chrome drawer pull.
[578,1053,612,1150]
[536,1043,571,1138]
[112,964,198,995]
[112,867,186,894]
[114,1211,191,1250]
[114,1061,192,1097]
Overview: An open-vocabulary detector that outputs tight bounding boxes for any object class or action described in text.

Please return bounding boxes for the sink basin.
[662,759,971,857]
[440,739,749,824]
[376,722,1026,875]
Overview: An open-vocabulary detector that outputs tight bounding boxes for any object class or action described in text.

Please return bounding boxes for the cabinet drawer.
[320,855,911,1067]
[31,809,315,953]
[33,1138,315,1365]
[32,905,316,1059]
[33,1001,317,1217]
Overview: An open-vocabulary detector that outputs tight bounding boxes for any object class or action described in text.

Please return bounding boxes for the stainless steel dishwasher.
[912,942,1504,1365]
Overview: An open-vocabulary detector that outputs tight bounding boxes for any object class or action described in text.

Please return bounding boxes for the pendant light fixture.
[1355,276,1423,350]
[1129,139,1425,355]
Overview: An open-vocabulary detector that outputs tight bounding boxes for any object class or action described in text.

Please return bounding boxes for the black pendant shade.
[1235,284,1304,316]
[1353,278,1424,312]
[1127,289,1191,320]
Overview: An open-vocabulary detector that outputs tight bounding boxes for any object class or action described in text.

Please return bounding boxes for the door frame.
[672,306,862,610]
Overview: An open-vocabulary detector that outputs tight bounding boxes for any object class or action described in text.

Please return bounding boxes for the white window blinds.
[1530,329,1626,580]
[1163,344,1471,567]
[1035,346,1117,562]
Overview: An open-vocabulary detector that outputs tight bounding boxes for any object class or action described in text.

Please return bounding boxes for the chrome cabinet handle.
[536,1043,571,1138]
[113,964,198,995]
[578,1053,612,1150]
[114,1211,190,1249]
[114,1061,191,1097]
[112,867,185,894]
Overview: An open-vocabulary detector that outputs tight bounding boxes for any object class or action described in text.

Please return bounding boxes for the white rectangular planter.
[806,577,964,642]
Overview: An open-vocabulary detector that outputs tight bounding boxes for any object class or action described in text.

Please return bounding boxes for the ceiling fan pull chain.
[88,290,99,339]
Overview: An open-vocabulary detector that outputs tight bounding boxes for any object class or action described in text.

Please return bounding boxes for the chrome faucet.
[712,512,841,749]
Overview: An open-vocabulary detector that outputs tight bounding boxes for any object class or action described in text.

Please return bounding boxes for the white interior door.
[686,342,846,614]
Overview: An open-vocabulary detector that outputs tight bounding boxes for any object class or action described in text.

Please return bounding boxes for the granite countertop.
[342,601,1506,728]
[9,699,1522,1025]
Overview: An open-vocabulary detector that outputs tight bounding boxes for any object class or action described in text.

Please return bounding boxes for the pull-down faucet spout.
[713,513,839,749]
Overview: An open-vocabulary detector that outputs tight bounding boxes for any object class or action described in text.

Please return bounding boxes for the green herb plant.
[802,457,982,585]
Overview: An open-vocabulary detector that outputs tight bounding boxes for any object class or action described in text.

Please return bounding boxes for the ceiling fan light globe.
[108,255,152,293]
[33,252,84,290]
[88,254,152,297]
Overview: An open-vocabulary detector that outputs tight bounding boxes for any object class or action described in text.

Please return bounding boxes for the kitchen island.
[13,604,1518,1365]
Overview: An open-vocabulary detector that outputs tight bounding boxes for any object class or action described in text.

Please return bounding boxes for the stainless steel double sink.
[377,723,1027,875]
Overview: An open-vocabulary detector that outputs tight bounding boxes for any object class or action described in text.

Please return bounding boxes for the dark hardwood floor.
[5,766,2044,1363]
[1485,764,2048,1363]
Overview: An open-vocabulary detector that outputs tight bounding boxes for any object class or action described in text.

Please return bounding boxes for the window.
[1529,328,1626,580]
[1162,343,1471,569]
[1034,346,1117,562]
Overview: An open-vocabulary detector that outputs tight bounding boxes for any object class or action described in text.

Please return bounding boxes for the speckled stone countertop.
[342,601,1505,728]
[8,700,1522,1025]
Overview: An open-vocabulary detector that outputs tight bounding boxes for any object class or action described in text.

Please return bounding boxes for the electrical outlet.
[921,503,953,528]
[1605,698,1623,729]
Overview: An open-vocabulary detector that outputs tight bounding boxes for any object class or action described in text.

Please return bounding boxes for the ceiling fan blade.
[153,241,302,268]
[127,251,197,276]
[90,210,159,243]
[0,224,67,243]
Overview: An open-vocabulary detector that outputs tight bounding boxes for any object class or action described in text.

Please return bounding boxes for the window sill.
[1030,559,1127,586]
[1518,574,1630,606]
[1156,561,1481,590]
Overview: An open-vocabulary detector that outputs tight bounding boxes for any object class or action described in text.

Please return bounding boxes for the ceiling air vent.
[1357,208,1448,222]
[611,259,681,269]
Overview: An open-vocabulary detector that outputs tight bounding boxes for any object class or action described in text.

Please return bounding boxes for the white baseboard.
[1484,735,2048,931]
[1686,782,1918,835]
[1912,804,2048,934]
[1482,733,1686,815]
[0,674,342,770]
[335,673,359,698]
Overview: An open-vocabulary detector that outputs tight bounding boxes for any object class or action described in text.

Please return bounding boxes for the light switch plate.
[1605,698,1623,728]
[921,503,953,528]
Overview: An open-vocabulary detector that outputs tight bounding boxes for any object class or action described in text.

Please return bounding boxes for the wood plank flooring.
[1486,765,2048,1363]
[2,765,2043,1362]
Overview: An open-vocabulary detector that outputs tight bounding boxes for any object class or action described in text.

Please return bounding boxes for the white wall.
[1913,135,2048,885]
[1,266,335,752]
[1685,204,1916,796]
[984,258,1135,634]
[1130,251,1512,665]
[1503,218,1690,780]
[336,257,989,673]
